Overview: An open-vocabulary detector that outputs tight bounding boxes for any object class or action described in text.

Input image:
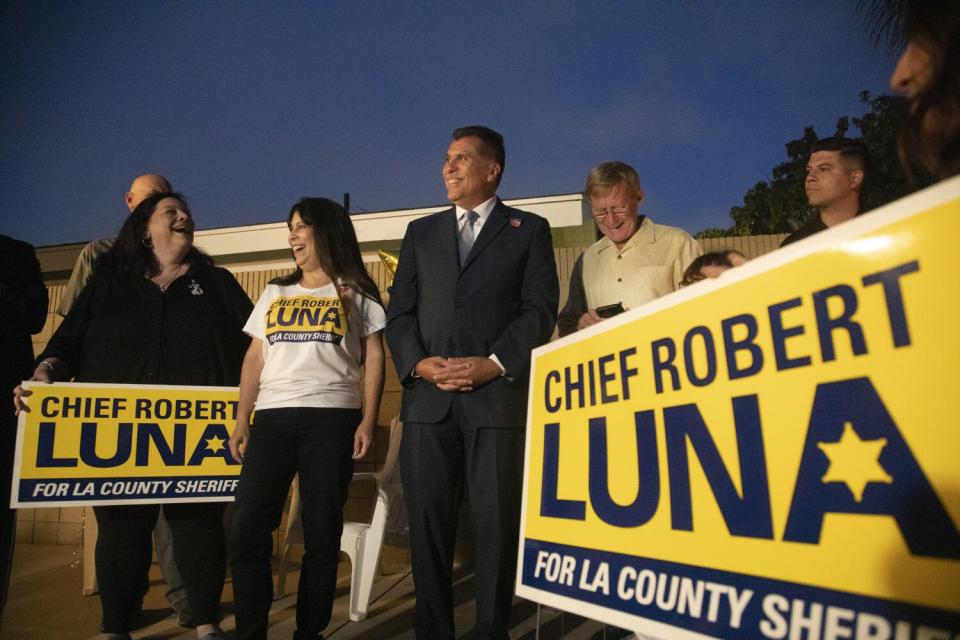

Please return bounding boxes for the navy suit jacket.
[385,200,559,428]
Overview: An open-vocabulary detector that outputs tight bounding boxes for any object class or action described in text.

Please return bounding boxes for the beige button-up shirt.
[582,216,702,311]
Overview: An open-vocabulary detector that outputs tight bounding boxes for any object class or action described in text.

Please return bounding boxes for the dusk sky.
[1,1,896,248]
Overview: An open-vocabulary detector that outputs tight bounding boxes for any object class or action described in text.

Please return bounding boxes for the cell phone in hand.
[595,302,625,318]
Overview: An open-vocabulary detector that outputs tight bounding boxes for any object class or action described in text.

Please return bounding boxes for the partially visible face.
[127,175,171,212]
[146,197,193,253]
[700,264,730,279]
[726,251,747,267]
[804,151,859,208]
[442,136,500,209]
[288,211,321,271]
[890,40,935,100]
[590,182,642,249]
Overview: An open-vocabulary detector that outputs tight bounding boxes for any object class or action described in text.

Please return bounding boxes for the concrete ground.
[0,544,610,639]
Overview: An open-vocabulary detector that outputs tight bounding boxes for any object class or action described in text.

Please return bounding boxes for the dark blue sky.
[1,1,895,247]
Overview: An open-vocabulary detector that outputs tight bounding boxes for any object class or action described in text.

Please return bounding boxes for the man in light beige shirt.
[57,174,172,315]
[558,161,701,336]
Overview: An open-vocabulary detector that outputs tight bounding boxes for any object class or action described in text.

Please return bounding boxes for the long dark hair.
[901,2,960,180]
[272,197,382,307]
[106,191,211,277]
[862,0,960,179]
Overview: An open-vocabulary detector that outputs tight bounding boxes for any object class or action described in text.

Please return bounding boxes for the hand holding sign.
[13,357,64,415]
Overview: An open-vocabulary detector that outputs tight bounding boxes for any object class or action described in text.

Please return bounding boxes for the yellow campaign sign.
[13,382,241,507]
[516,177,960,640]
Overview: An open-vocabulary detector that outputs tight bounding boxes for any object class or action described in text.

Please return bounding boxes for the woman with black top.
[14,192,251,640]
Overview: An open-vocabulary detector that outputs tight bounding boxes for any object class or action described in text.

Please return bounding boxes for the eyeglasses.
[591,206,634,221]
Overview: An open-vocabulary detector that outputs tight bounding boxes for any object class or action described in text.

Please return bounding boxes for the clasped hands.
[415,356,501,392]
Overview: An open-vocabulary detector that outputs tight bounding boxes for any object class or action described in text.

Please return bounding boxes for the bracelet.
[38,360,55,373]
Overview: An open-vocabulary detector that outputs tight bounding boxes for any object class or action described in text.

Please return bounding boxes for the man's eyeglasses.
[591,207,633,221]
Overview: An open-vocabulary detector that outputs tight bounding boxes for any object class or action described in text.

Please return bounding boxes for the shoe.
[170,597,194,627]
[198,633,226,640]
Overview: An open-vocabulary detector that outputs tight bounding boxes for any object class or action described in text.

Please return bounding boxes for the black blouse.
[42,261,252,387]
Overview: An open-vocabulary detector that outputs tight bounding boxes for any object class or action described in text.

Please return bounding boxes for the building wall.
[698,233,787,258]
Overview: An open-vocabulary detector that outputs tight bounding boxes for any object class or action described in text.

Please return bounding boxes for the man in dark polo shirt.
[781,137,868,247]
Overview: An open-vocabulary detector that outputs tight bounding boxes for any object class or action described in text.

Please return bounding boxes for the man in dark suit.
[386,126,559,639]
[1,235,48,618]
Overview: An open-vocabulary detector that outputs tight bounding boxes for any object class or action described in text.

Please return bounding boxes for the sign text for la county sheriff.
[517,177,960,640]
[13,383,242,507]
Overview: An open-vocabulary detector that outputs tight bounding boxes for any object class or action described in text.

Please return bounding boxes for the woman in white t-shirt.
[228,197,386,640]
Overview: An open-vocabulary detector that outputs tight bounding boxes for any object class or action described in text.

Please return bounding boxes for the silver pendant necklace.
[151,263,185,292]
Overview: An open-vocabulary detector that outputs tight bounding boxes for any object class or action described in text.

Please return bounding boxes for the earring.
[142,236,153,248]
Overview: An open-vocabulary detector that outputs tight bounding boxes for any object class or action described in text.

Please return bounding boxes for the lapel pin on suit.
[510,217,521,228]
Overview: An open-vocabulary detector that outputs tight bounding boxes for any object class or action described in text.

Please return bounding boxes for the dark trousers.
[93,501,226,633]
[0,412,17,623]
[230,407,358,640]
[401,402,524,640]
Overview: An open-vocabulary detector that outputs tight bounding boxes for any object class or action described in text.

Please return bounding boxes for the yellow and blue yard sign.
[12,383,241,507]
[517,177,960,639]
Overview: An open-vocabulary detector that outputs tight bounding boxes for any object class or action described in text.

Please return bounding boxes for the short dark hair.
[452,125,505,184]
[809,137,869,174]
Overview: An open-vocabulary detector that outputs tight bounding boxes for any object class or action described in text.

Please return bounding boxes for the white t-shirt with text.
[244,281,386,410]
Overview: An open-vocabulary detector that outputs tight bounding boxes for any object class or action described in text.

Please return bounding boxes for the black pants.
[401,402,524,640]
[0,411,17,623]
[230,407,358,640]
[93,501,226,633]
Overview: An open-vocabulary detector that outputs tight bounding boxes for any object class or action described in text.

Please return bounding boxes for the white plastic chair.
[274,416,403,622]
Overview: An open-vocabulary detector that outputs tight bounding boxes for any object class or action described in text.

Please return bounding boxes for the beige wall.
[698,233,787,258]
